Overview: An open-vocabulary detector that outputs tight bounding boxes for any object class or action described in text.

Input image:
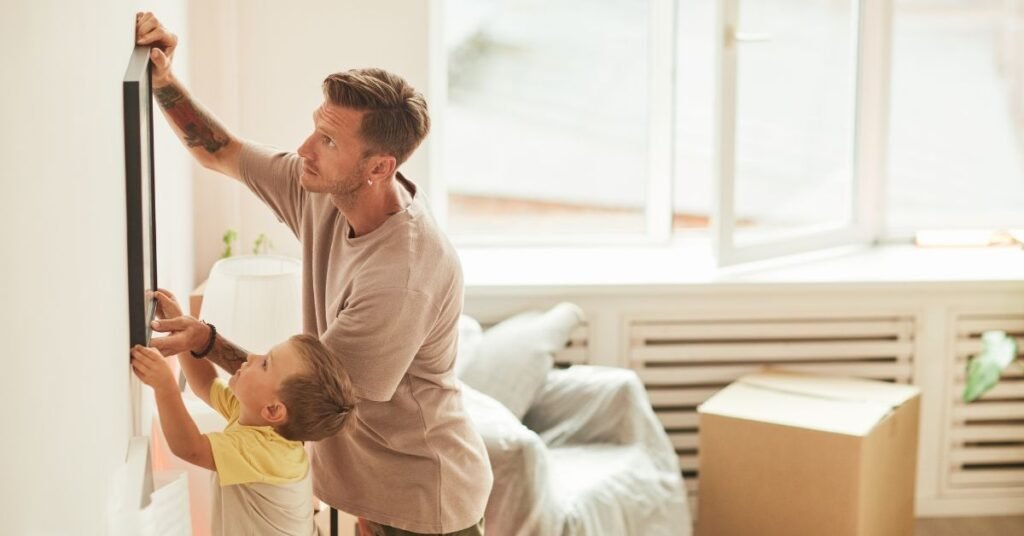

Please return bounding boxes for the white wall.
[0,1,192,533]
[187,0,441,281]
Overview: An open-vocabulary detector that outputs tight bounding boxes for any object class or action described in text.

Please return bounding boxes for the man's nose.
[297,136,312,159]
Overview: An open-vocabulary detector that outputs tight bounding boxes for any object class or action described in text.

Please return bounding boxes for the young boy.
[131,290,357,536]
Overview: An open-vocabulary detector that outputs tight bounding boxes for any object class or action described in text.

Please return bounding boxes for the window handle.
[725,27,776,46]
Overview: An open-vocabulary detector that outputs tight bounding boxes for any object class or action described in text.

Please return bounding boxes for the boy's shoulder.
[209,423,308,486]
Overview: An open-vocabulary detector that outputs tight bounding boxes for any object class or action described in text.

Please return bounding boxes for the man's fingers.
[151,48,170,70]
[153,290,182,318]
[136,18,159,38]
[149,337,172,354]
[137,30,165,46]
[150,333,188,355]
[151,316,188,332]
[156,288,180,303]
[136,20,157,35]
[136,12,155,30]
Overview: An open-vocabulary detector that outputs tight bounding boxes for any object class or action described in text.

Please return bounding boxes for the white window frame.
[435,0,897,268]
[711,0,890,267]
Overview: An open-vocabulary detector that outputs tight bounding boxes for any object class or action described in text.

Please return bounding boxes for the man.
[136,12,492,535]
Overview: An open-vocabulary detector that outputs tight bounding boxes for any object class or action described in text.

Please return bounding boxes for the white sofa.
[458,305,692,536]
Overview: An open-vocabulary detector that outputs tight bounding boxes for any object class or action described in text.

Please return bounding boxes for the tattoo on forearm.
[154,84,229,154]
[205,335,249,374]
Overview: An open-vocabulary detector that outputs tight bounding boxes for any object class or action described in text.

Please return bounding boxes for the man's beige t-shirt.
[239,143,492,534]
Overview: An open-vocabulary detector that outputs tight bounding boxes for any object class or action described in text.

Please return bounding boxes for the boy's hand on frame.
[131,345,177,393]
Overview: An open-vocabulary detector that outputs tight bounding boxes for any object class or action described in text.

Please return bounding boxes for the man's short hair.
[275,334,357,442]
[322,68,430,166]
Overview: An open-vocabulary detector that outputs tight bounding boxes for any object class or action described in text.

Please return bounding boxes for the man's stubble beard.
[328,165,370,209]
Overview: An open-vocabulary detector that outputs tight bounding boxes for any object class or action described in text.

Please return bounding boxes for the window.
[887,0,1024,233]
[729,0,859,240]
[440,0,1024,264]
[443,0,672,243]
[673,0,715,233]
[711,0,880,265]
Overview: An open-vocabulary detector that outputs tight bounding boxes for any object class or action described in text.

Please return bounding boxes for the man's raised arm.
[136,12,243,181]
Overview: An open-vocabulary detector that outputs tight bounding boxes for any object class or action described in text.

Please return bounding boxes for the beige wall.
[187,0,442,283]
[0,0,193,532]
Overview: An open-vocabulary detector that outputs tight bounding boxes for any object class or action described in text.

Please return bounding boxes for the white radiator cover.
[945,314,1024,498]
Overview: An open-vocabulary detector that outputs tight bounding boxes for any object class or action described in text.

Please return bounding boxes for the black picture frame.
[123,46,158,348]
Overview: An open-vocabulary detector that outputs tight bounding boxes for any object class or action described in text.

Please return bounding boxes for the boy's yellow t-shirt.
[206,378,308,486]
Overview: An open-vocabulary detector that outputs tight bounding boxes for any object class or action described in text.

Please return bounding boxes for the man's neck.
[333,176,410,238]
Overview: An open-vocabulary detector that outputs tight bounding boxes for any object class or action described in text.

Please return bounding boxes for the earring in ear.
[367,179,373,186]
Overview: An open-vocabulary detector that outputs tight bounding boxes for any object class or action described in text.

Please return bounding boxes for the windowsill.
[458,241,1024,292]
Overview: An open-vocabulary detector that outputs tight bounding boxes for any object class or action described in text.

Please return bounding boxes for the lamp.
[199,255,302,354]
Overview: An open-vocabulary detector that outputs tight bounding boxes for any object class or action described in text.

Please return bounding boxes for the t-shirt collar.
[343,172,421,245]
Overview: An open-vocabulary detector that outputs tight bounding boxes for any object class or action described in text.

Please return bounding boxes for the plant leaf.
[962,330,1018,403]
[221,229,238,258]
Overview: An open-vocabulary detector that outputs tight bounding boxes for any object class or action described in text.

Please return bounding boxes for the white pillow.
[457,303,585,420]
[455,315,483,377]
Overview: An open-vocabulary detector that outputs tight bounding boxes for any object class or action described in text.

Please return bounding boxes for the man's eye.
[322,136,334,146]
[262,360,268,370]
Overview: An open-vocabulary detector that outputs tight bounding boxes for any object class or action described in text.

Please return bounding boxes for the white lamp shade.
[200,255,302,355]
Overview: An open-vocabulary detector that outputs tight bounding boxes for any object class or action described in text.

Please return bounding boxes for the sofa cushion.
[457,303,584,420]
[460,382,562,535]
[548,444,686,536]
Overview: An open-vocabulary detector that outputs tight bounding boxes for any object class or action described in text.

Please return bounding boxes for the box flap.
[698,372,920,436]
[741,372,919,407]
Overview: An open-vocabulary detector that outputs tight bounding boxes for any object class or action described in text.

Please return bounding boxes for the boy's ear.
[262,401,288,425]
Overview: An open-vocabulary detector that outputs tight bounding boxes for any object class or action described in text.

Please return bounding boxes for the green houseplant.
[220,229,273,259]
[220,229,238,259]
[962,331,1021,402]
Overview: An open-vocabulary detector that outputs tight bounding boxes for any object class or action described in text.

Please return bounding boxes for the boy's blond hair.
[275,334,357,442]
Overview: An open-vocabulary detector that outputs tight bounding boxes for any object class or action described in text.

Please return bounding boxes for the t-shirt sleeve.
[206,427,307,486]
[209,378,240,422]
[238,142,306,237]
[321,287,439,402]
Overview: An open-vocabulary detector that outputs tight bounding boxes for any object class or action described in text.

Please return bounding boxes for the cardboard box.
[697,372,920,536]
